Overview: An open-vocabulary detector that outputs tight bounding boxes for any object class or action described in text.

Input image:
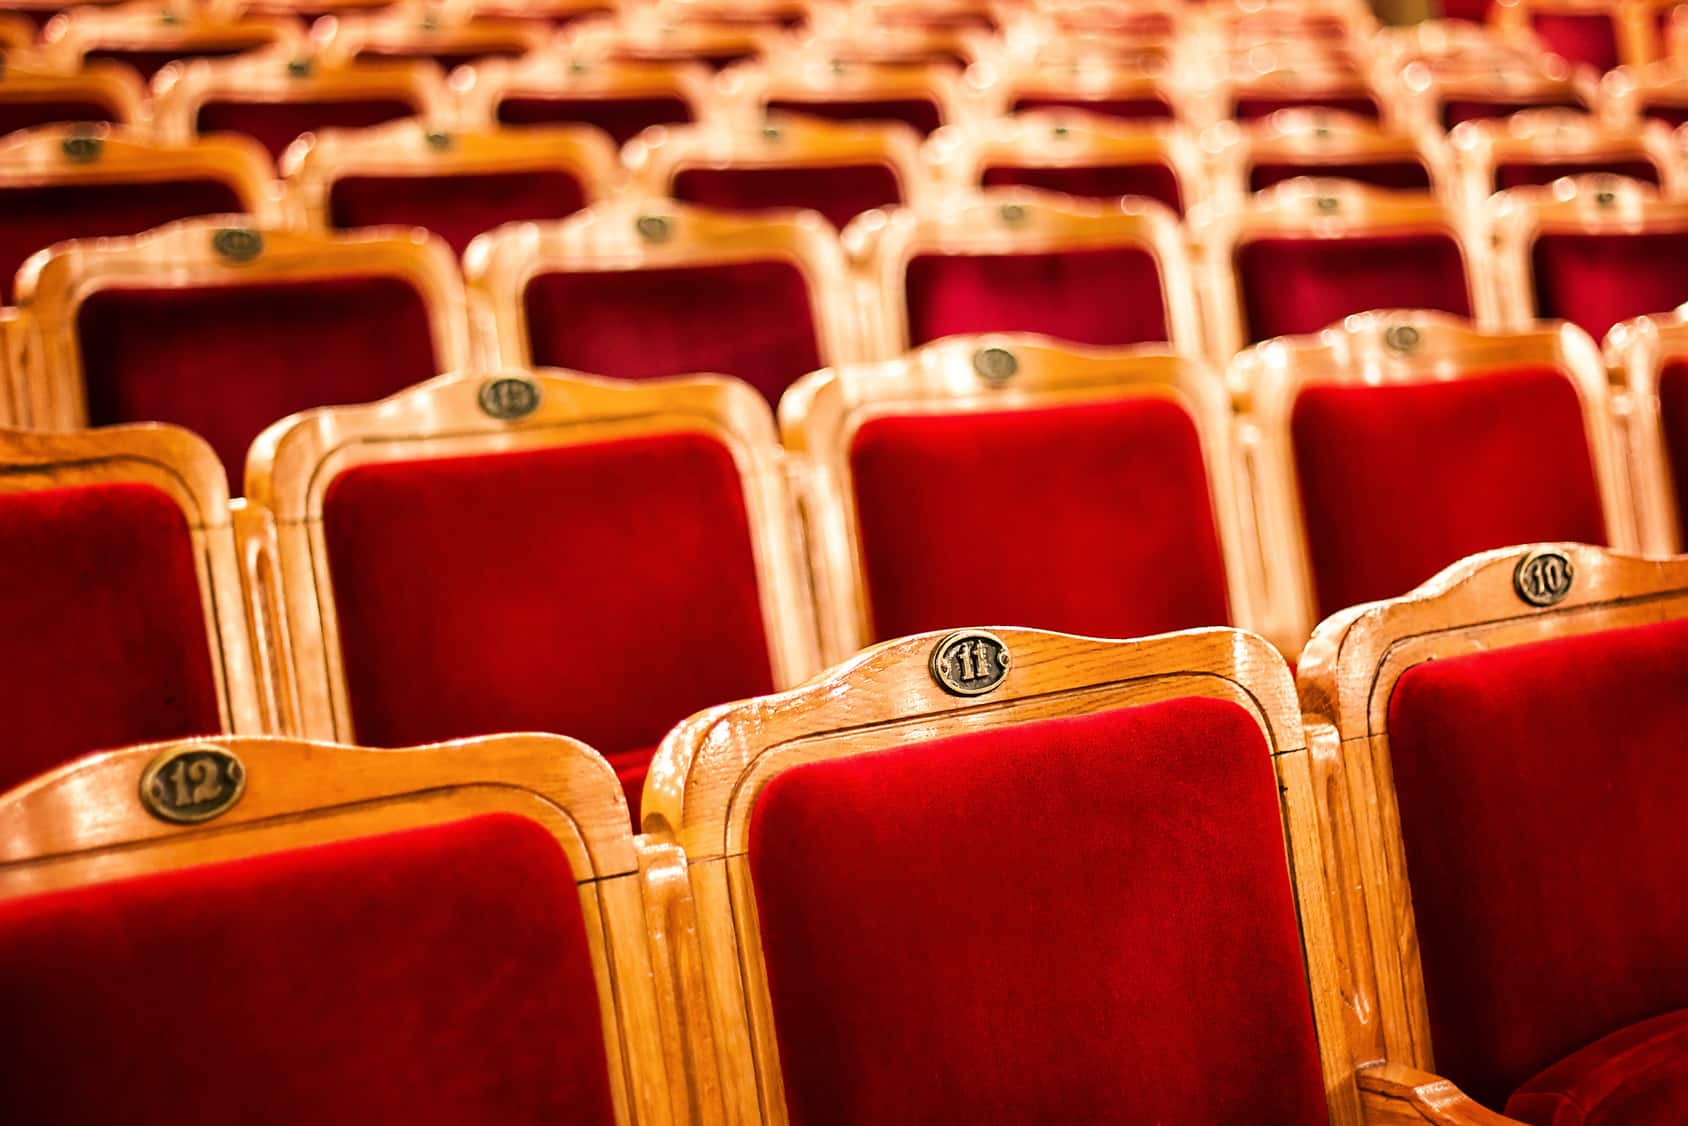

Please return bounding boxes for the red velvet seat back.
[0,97,123,135]
[979,160,1184,213]
[1655,359,1688,546]
[0,178,245,303]
[355,45,529,71]
[1493,158,1659,190]
[1529,11,1620,71]
[848,398,1231,640]
[1290,366,1607,616]
[86,44,266,83]
[1233,92,1382,120]
[764,96,942,135]
[320,434,776,816]
[1529,231,1688,340]
[903,246,1169,346]
[77,276,442,481]
[669,162,902,231]
[1386,616,1688,1108]
[196,98,421,162]
[748,697,1329,1125]
[327,169,588,255]
[1235,232,1472,343]
[1441,97,1583,128]
[0,482,221,795]
[1248,158,1433,192]
[1641,102,1688,127]
[0,813,619,1125]
[520,260,821,405]
[1009,93,1174,120]
[495,94,694,147]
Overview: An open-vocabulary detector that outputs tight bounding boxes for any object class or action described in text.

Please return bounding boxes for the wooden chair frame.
[784,22,996,69]
[1296,542,1688,1120]
[0,56,148,130]
[0,12,38,50]
[1605,304,1688,553]
[463,198,859,371]
[1217,65,1395,130]
[282,118,622,234]
[1396,59,1597,134]
[15,216,470,431]
[1198,177,1501,358]
[984,59,1183,124]
[623,111,932,222]
[0,309,21,425]
[151,51,452,147]
[316,9,550,70]
[0,731,687,1126]
[242,368,821,742]
[1448,108,1683,207]
[922,109,1205,207]
[0,424,262,736]
[1602,59,1688,123]
[644,622,1507,1126]
[564,16,777,69]
[718,57,970,134]
[1490,175,1688,330]
[39,3,304,72]
[778,334,1260,662]
[1206,108,1456,208]
[456,52,719,137]
[1232,310,1636,649]
[1493,0,1682,70]
[843,185,1202,359]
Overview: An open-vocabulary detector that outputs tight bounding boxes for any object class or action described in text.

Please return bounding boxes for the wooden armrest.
[637,836,726,1126]
[1359,1063,1525,1125]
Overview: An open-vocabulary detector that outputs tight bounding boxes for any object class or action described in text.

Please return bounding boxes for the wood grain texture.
[1605,305,1688,553]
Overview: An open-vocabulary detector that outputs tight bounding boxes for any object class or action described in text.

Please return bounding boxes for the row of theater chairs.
[3,540,1687,1123]
[7,311,1688,813]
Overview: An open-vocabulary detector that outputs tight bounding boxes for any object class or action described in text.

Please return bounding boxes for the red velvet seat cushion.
[1506,1010,1688,1126]
[1441,97,1584,128]
[1655,359,1688,545]
[0,482,221,795]
[1233,93,1381,120]
[1235,232,1472,343]
[979,160,1184,213]
[1248,158,1433,192]
[1529,11,1620,72]
[86,44,264,83]
[669,162,902,231]
[1494,158,1660,190]
[196,98,421,163]
[327,168,587,255]
[1529,231,1688,340]
[764,96,942,135]
[1291,366,1606,616]
[77,276,442,482]
[495,95,694,147]
[1385,617,1688,1109]
[904,246,1169,346]
[849,397,1231,640]
[520,260,821,405]
[0,177,245,303]
[0,813,618,1125]
[0,96,123,135]
[320,433,775,762]
[748,697,1329,1125]
[1009,93,1174,120]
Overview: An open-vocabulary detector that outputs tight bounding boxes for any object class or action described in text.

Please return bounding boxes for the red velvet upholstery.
[1441,97,1584,128]
[520,260,821,405]
[764,96,942,135]
[86,44,263,83]
[1529,231,1688,340]
[327,169,587,255]
[1655,359,1688,546]
[0,813,619,1125]
[1248,158,1432,191]
[495,95,694,146]
[1235,232,1472,343]
[1493,158,1660,190]
[1506,1010,1688,1126]
[354,45,529,71]
[320,434,776,821]
[196,98,421,163]
[1529,11,1620,72]
[0,97,123,135]
[77,276,442,481]
[1009,93,1174,120]
[0,482,221,796]
[848,397,1231,640]
[1233,92,1381,120]
[1641,102,1688,127]
[903,246,1169,346]
[1292,366,1606,616]
[1385,617,1688,1109]
[0,177,244,303]
[979,160,1184,213]
[747,697,1329,1125]
[670,162,902,231]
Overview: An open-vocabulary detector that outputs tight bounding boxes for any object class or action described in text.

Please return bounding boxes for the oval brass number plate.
[1513,547,1575,608]
[478,375,540,420]
[139,745,247,824]
[930,630,1012,697]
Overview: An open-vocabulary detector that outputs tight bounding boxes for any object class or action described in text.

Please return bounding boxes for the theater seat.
[729,57,961,135]
[1216,109,1445,199]
[319,9,547,72]
[0,58,145,135]
[466,202,854,405]
[1506,1009,1688,1126]
[17,218,467,480]
[466,55,713,147]
[1450,111,1677,198]
[242,369,818,827]
[1000,61,1176,122]
[42,4,303,83]
[1607,308,1688,555]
